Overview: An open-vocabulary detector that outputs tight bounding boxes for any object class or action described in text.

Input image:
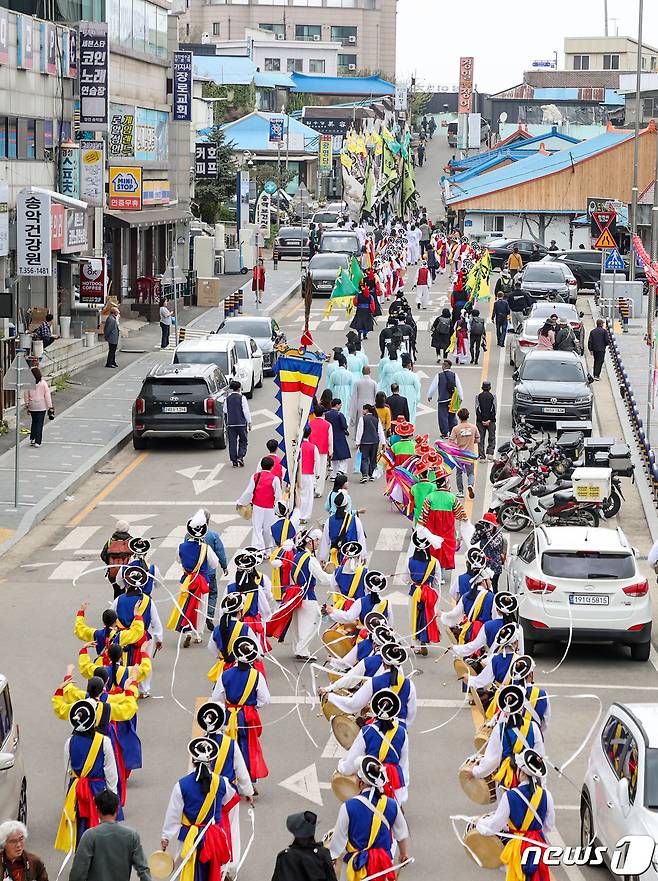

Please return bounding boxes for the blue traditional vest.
[222,667,259,706]
[291,551,317,600]
[491,651,516,687]
[271,516,296,546]
[335,564,367,601]
[178,540,210,581]
[507,784,547,831]
[177,771,226,842]
[345,791,397,853]
[116,592,151,632]
[226,580,259,618]
[362,724,406,785]
[371,670,411,721]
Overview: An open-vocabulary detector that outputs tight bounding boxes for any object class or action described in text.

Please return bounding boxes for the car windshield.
[521,358,585,382]
[645,748,658,810]
[541,551,635,579]
[234,341,249,358]
[310,254,348,269]
[531,303,578,320]
[523,266,566,281]
[484,239,511,248]
[143,379,208,397]
[321,235,358,252]
[314,212,339,224]
[175,350,229,373]
[279,228,307,238]
[221,319,271,338]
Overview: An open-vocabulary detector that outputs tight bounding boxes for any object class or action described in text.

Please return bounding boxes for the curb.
[0,276,302,560]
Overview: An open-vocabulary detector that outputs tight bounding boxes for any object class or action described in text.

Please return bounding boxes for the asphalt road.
[1,134,656,881]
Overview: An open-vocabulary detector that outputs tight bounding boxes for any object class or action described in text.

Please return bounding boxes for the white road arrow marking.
[322,734,347,759]
[110,513,159,526]
[278,763,323,806]
[176,463,225,495]
[250,409,281,432]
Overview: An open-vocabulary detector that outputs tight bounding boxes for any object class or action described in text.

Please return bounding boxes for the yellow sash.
[166,544,208,631]
[269,520,291,599]
[377,723,399,763]
[225,668,258,741]
[458,590,486,644]
[212,735,232,777]
[333,566,365,609]
[493,716,533,787]
[179,771,221,881]
[346,794,390,881]
[410,559,436,638]
[54,733,105,853]
[485,652,520,721]
[500,786,545,881]
[207,621,244,683]
[389,670,404,695]
[293,552,311,585]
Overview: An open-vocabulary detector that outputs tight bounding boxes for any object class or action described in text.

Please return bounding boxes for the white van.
[0,675,27,822]
[173,337,247,394]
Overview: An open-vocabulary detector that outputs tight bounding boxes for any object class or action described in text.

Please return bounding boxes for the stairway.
[40,336,106,380]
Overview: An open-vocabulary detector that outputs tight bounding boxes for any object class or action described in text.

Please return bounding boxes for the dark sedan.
[483,238,549,268]
[275,226,309,259]
[304,252,350,297]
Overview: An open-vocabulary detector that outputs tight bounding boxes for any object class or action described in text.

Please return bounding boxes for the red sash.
[367,849,395,881]
[227,704,269,780]
[75,778,99,823]
[242,616,272,654]
[266,586,303,640]
[419,583,440,643]
[383,763,403,799]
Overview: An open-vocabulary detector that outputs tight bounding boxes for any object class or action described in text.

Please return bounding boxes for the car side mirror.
[579,311,584,318]
[0,752,15,771]
[512,370,520,382]
[512,544,519,556]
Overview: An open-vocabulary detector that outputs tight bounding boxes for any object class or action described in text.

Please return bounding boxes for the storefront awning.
[104,206,192,228]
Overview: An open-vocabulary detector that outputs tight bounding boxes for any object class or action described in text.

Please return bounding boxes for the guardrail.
[604,317,658,510]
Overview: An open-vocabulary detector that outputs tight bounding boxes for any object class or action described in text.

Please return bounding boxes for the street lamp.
[630,0,644,281]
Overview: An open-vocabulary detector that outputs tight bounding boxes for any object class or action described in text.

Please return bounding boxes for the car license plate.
[543,406,565,414]
[163,406,187,413]
[569,594,609,606]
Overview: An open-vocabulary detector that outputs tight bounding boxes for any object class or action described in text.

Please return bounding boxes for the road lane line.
[463,330,492,520]
[68,451,149,527]
[550,827,587,881]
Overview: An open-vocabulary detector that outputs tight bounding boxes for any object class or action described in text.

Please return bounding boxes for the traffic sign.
[263,180,277,195]
[594,228,617,250]
[592,210,614,233]
[604,248,625,271]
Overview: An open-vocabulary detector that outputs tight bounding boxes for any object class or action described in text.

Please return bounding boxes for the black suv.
[132,363,228,450]
[545,249,648,291]
[483,238,549,268]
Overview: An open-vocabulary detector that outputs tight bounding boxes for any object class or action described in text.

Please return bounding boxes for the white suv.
[507,526,651,661]
[0,675,27,822]
[581,703,658,878]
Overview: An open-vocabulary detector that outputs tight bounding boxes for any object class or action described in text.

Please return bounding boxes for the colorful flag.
[401,153,416,216]
[324,267,358,317]
[362,152,376,215]
[349,255,364,288]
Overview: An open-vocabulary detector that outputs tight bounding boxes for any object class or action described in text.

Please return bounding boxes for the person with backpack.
[469,309,487,365]
[494,268,513,297]
[492,293,511,347]
[428,359,464,438]
[475,380,497,460]
[507,283,532,333]
[431,308,452,362]
[100,521,133,599]
[553,317,578,352]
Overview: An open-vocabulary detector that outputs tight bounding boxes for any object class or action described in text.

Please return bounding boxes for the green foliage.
[285,93,313,114]
[202,81,256,122]
[53,372,70,392]
[251,163,295,190]
[410,91,431,126]
[193,126,239,225]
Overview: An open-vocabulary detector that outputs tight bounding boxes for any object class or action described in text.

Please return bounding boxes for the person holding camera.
[23,367,53,448]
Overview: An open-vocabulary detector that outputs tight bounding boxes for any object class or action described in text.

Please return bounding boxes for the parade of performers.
[38,138,586,881]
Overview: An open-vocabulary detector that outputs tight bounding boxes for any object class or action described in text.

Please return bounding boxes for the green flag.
[362,152,376,215]
[401,154,417,216]
[380,139,399,196]
[324,267,358,317]
[349,256,364,288]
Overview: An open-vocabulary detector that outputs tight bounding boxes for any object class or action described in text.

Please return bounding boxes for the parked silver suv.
[0,675,27,822]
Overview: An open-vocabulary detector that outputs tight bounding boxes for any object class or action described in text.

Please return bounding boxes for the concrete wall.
[564,37,658,72]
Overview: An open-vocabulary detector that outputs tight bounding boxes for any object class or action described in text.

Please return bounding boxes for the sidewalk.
[0,260,301,553]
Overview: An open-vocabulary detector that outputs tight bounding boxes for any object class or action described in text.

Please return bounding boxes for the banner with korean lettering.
[109,104,135,157]
[80,141,105,207]
[79,258,106,305]
[17,190,52,276]
[318,134,333,171]
[63,208,88,254]
[173,51,193,121]
[79,21,109,130]
[59,144,80,199]
[458,56,474,114]
[16,15,33,70]
[195,143,218,179]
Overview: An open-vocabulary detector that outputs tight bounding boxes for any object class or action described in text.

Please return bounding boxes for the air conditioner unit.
[275,32,284,39]
[348,63,356,70]
[348,35,356,43]
[312,33,321,41]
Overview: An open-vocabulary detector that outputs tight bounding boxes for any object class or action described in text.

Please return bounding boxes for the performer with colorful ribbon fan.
[167,511,216,648]
[407,529,440,655]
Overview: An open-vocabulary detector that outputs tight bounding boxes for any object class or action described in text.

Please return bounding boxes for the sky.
[396,0,658,93]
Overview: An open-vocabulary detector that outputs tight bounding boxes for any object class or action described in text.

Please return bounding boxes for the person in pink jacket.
[23,367,52,447]
[535,322,556,350]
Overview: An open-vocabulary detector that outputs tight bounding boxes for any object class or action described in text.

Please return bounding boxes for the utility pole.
[604,0,609,36]
[647,130,658,444]
[630,0,644,281]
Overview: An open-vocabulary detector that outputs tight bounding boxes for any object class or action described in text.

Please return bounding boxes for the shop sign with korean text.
[17,190,52,276]
[59,143,80,198]
[319,134,333,171]
[109,166,142,210]
[195,143,218,178]
[62,208,88,254]
[79,257,105,304]
[79,21,109,130]
[80,141,104,207]
[173,51,193,121]
[458,56,474,114]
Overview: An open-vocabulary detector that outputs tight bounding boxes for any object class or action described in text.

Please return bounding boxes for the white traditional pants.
[139,639,154,695]
[314,454,328,497]
[251,504,275,550]
[298,473,315,520]
[416,284,430,308]
[289,600,320,656]
[331,459,350,478]
[226,802,241,874]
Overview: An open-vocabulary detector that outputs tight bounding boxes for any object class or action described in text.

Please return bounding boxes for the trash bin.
[84,331,96,348]
[60,315,72,338]
[71,320,83,339]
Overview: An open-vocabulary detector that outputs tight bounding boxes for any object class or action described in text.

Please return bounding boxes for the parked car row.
[132,315,285,450]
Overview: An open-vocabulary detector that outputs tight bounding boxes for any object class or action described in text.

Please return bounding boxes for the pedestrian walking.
[391,354,421,424]
[226,380,251,467]
[588,318,609,380]
[475,380,497,460]
[418,217,431,259]
[428,359,463,438]
[308,405,333,497]
[446,206,457,234]
[553,318,578,352]
[506,245,523,278]
[0,821,48,881]
[324,398,351,477]
[428,117,437,138]
[548,240,559,252]
[236,457,282,549]
[494,268,514,297]
[297,426,320,522]
[203,509,229,630]
[431,308,452,361]
[469,309,486,365]
[23,367,52,448]
[271,811,337,881]
[528,243,542,262]
[252,257,266,305]
[454,316,469,365]
[492,293,510,347]
[377,344,402,397]
[104,307,120,368]
[536,322,555,349]
[414,260,431,309]
[356,404,386,482]
[69,790,151,881]
[416,143,425,166]
[374,390,392,436]
[386,383,410,422]
[507,284,531,333]
[265,438,284,483]
[159,299,172,349]
[349,365,377,429]
[449,408,479,499]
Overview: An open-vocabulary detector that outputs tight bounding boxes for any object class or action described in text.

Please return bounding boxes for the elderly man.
[0,822,48,881]
[349,365,377,429]
[104,307,120,369]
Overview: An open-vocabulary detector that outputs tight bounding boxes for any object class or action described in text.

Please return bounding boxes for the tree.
[202,81,256,123]
[192,126,238,225]
[410,91,431,128]
[251,162,295,191]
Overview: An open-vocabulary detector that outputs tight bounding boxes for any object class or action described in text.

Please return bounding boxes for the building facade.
[209,29,340,77]
[564,36,658,73]
[176,0,396,78]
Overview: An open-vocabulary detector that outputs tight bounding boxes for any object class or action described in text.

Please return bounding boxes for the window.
[259,22,285,35]
[295,24,321,40]
[602,716,629,778]
[309,58,325,73]
[363,0,375,7]
[622,734,639,804]
[483,214,504,233]
[7,118,17,159]
[264,57,281,71]
[327,0,355,6]
[337,53,357,72]
[0,118,6,160]
[133,0,146,53]
[256,0,286,4]
[157,9,168,57]
[0,689,12,747]
[643,97,658,119]
[517,534,536,564]
[291,0,321,5]
[212,21,220,34]
[287,57,303,72]
[331,25,357,42]
[603,53,620,70]
[146,2,157,55]
[573,54,589,71]
[652,56,657,71]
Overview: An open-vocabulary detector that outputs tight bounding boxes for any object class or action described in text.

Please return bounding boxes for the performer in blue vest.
[328,611,392,673]
[337,689,410,805]
[329,756,410,880]
[269,501,299,600]
[125,536,161,596]
[207,593,261,685]
[113,564,163,697]
[509,655,551,733]
[407,530,440,655]
[451,546,488,600]
[321,625,397,693]
[453,592,523,660]
[318,493,367,568]
[167,511,218,647]
[476,749,555,881]
[324,570,393,629]
[331,541,368,611]
[195,703,254,876]
[161,737,240,881]
[469,624,522,698]
[225,551,272,654]
[441,573,495,645]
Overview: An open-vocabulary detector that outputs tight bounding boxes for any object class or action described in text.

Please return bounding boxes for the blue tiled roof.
[254,72,295,89]
[448,127,580,173]
[219,111,320,153]
[446,130,634,205]
[290,72,394,96]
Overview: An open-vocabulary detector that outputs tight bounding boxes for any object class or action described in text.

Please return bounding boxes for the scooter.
[496,477,603,532]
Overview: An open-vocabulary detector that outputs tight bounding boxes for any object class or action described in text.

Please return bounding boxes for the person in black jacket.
[507,285,532,333]
[475,380,497,460]
[271,811,337,881]
[587,318,609,380]
[386,383,410,422]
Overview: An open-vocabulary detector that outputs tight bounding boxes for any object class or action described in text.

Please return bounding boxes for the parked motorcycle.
[495,475,602,531]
